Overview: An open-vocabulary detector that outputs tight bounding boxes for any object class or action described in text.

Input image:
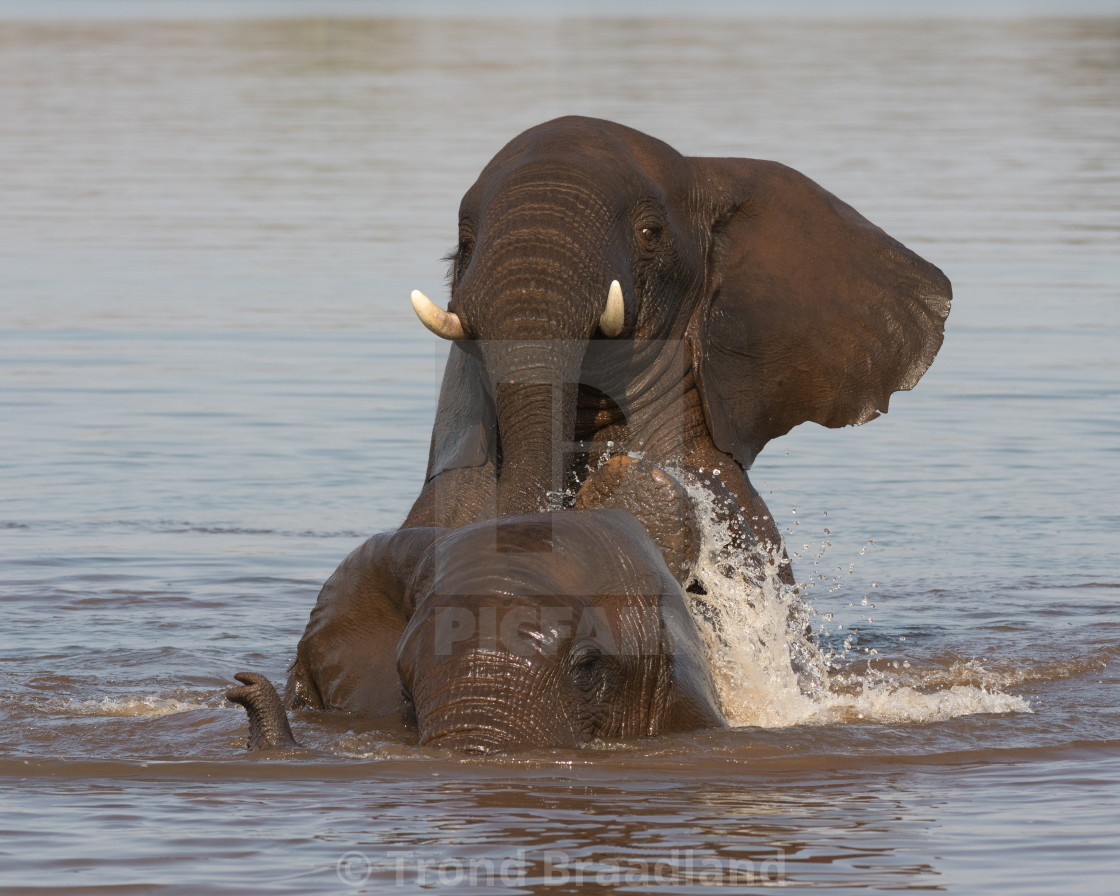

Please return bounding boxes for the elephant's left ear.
[687,157,952,469]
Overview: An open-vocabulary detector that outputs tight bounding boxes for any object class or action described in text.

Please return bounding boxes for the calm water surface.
[1,4,1118,894]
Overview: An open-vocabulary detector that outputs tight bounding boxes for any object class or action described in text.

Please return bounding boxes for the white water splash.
[59,695,207,718]
[678,473,1032,728]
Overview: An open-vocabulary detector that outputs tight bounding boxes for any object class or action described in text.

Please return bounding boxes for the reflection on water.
[1,5,1118,895]
[6,753,1120,893]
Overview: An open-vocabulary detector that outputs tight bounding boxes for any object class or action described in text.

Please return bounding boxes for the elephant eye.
[568,648,606,693]
[457,237,475,271]
[443,237,474,287]
[637,224,663,251]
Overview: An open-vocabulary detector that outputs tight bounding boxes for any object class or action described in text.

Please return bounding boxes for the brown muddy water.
[1,2,1118,893]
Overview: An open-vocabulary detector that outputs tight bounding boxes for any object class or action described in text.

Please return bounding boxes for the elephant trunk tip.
[226,671,303,753]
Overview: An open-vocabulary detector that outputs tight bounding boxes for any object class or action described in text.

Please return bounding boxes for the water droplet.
[712,468,720,476]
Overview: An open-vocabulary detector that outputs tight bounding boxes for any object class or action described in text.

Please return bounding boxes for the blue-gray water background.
[1,2,1117,893]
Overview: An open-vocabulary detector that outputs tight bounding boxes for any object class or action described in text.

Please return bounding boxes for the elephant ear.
[287,526,440,717]
[425,343,496,479]
[689,157,952,469]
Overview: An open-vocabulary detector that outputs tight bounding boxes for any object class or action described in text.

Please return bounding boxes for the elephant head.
[396,510,722,751]
[274,506,723,753]
[404,116,951,554]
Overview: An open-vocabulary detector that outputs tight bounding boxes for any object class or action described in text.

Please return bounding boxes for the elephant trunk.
[487,346,584,517]
[413,654,581,752]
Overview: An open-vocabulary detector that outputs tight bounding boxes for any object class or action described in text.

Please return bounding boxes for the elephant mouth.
[420,723,525,755]
[419,709,578,752]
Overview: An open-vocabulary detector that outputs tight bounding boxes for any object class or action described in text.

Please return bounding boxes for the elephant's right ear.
[688,157,952,468]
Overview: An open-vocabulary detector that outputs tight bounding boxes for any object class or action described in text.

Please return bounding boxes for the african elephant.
[229,503,724,754]
[403,116,952,582]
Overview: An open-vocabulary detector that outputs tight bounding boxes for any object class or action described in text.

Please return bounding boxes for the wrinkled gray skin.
[231,505,723,753]
[403,117,952,587]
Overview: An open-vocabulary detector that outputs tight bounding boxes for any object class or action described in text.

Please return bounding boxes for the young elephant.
[229,507,724,753]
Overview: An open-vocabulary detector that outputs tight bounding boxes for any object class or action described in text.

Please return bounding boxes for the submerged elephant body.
[267,508,724,752]
[229,118,951,754]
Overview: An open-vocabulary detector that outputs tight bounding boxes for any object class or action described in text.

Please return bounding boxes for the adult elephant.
[403,117,951,579]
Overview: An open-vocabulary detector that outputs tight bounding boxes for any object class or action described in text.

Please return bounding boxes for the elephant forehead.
[421,557,667,605]
[465,161,642,251]
[485,116,688,186]
[477,160,623,214]
[468,126,692,223]
[419,511,675,596]
[401,598,667,663]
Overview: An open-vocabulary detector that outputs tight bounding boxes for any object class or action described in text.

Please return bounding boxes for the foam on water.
[56,695,210,718]
[679,475,1032,728]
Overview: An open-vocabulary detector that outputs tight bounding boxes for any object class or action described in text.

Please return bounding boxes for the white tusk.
[599,280,625,337]
[410,290,466,341]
